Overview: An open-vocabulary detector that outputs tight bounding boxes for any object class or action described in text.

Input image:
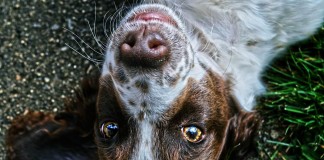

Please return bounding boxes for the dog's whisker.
[64,27,103,56]
[86,19,106,54]
[103,11,112,40]
[64,43,102,66]
[89,2,106,53]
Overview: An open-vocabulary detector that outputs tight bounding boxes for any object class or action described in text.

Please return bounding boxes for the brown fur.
[6,71,259,160]
[6,76,99,160]
[153,71,259,160]
[94,70,260,159]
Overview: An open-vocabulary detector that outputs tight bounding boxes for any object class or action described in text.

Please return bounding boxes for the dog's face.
[96,72,233,159]
[96,4,257,160]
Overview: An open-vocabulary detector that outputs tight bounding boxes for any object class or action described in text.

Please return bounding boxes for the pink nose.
[119,12,171,68]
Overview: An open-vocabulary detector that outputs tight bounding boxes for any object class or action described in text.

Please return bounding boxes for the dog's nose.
[120,27,170,68]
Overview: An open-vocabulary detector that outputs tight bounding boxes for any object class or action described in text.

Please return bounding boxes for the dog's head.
[96,4,259,159]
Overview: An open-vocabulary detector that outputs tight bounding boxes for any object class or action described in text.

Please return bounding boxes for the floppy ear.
[219,111,260,160]
[5,76,99,160]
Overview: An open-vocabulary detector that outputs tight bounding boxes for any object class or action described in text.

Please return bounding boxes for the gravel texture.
[0,0,136,158]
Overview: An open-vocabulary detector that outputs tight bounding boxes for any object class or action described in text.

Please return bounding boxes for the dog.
[6,0,324,159]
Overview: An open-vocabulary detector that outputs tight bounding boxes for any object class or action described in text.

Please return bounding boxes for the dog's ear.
[5,76,99,160]
[219,110,260,159]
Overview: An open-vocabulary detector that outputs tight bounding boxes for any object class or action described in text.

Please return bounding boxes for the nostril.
[146,37,169,60]
[120,31,140,59]
[124,33,137,48]
[148,39,164,49]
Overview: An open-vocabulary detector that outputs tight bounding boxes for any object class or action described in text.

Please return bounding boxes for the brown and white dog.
[6,0,324,160]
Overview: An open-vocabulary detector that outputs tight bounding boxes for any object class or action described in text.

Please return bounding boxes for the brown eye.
[100,122,119,139]
[181,125,204,143]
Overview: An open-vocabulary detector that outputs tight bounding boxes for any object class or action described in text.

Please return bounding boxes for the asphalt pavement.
[0,0,136,158]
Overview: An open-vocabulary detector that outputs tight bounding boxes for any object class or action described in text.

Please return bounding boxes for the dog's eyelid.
[180,121,206,130]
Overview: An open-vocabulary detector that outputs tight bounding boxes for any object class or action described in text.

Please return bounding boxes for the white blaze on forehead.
[115,76,188,120]
[133,120,154,160]
[129,60,211,159]
[134,61,208,117]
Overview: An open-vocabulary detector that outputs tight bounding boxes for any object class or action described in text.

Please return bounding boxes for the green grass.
[258,25,324,160]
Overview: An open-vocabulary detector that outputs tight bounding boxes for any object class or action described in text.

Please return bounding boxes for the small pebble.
[270,130,279,139]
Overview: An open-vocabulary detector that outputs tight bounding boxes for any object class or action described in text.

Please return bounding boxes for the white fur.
[100,0,324,158]
[140,0,324,111]
[134,121,154,160]
[102,4,198,121]
[103,0,324,111]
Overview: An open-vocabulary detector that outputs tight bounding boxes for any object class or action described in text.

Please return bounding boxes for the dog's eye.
[181,125,204,143]
[100,121,119,139]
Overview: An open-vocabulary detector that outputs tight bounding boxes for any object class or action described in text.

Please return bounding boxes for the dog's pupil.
[104,122,119,138]
[186,127,198,139]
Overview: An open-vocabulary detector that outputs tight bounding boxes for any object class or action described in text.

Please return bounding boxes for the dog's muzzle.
[118,9,179,68]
